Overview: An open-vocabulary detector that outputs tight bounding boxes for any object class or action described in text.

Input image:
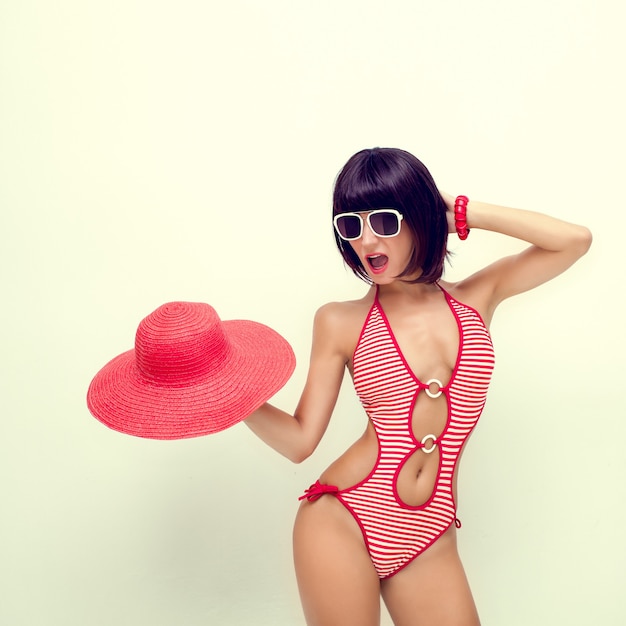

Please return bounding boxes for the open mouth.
[367,254,389,273]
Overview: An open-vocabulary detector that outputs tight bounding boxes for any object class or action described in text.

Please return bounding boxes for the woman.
[245,147,591,625]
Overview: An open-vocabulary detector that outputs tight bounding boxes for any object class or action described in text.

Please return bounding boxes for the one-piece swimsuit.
[300,286,495,579]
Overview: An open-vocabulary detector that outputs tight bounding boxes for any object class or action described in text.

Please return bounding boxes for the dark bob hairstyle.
[332,147,448,284]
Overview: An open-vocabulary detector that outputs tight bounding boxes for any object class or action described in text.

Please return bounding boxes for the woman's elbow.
[288,451,309,464]
[286,440,317,464]
[573,225,593,257]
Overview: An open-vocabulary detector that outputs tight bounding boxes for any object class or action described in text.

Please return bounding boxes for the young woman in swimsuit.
[245,147,591,626]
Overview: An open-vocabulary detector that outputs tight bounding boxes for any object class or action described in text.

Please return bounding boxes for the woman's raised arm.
[446,195,592,311]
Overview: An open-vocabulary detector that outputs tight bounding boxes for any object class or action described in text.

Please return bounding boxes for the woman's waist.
[319,430,379,488]
[318,428,446,487]
[318,426,465,505]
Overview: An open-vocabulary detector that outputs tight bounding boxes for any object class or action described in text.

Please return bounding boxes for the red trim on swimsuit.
[300,286,495,579]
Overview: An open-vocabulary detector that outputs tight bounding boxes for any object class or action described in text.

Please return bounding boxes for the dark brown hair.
[332,147,448,284]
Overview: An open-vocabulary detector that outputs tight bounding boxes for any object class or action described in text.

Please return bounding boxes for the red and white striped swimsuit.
[301,286,495,579]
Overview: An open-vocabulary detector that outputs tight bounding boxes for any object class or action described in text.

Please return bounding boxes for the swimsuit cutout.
[300,286,495,579]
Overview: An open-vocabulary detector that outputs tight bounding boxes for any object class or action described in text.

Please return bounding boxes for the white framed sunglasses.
[333,209,404,241]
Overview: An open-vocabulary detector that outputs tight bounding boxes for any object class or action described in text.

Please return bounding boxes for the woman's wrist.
[454,195,470,240]
[461,199,491,232]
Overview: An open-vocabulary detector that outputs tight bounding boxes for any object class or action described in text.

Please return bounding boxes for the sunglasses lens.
[335,215,362,240]
[370,211,400,236]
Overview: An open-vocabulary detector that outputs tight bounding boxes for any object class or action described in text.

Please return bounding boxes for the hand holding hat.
[87,301,295,439]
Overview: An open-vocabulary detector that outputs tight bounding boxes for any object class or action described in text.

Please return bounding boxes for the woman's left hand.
[440,191,457,233]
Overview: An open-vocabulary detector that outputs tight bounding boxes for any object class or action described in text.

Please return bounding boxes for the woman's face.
[347,210,419,284]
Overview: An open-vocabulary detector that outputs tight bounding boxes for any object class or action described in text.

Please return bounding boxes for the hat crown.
[135,302,230,384]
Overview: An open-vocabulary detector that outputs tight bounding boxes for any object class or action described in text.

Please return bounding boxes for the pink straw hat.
[87,301,296,439]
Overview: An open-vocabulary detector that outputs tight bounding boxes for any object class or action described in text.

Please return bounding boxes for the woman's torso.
[320,281,494,509]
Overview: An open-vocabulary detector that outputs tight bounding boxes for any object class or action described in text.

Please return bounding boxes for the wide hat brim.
[87,319,295,439]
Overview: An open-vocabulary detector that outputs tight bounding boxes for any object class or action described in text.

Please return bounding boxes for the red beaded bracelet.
[454,195,470,240]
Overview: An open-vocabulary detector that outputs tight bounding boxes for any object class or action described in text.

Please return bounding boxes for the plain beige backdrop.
[1,1,624,624]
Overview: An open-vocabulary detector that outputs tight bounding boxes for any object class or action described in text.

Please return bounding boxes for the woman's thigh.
[380,537,480,626]
[293,496,381,626]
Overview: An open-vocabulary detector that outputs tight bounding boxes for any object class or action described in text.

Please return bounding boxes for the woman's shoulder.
[315,289,375,323]
[313,290,375,355]
[438,277,495,327]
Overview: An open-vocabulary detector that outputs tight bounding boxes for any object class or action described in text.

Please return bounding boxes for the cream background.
[1,1,624,624]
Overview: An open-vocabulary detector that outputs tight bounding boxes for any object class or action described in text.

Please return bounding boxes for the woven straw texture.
[87,302,295,439]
